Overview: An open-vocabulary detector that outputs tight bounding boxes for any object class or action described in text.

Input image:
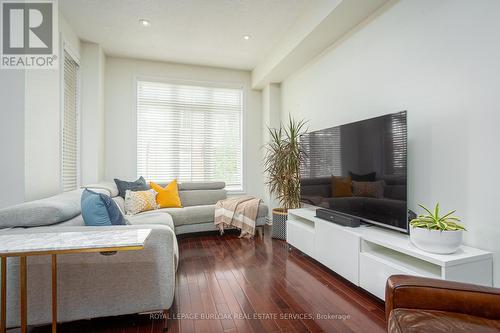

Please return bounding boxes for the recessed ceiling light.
[242,34,251,40]
[139,19,151,27]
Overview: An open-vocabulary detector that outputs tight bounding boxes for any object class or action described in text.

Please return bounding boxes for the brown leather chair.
[386,275,500,333]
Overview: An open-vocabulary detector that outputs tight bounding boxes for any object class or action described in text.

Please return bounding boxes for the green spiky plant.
[264,116,308,211]
[410,203,466,231]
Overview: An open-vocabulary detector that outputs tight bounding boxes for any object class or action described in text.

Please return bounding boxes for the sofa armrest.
[385,275,500,321]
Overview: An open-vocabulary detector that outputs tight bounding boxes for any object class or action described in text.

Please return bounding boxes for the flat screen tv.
[300,111,408,232]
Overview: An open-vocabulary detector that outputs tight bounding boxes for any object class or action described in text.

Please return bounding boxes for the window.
[137,80,243,191]
[61,50,80,192]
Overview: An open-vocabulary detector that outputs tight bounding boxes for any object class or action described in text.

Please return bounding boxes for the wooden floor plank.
[30,226,385,333]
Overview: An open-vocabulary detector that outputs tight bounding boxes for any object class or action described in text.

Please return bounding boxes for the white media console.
[286,208,493,300]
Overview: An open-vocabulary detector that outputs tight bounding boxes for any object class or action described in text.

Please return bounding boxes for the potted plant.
[410,203,466,254]
[263,116,307,240]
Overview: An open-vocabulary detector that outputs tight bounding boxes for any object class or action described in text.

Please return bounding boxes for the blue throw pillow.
[81,189,126,226]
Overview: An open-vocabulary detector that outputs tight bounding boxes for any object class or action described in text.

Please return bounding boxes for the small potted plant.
[410,203,466,254]
[263,116,307,240]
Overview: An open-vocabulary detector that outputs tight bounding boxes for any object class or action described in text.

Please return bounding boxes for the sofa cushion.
[81,189,126,226]
[83,181,119,197]
[0,189,82,229]
[179,182,225,190]
[159,205,215,226]
[153,181,225,191]
[300,176,331,199]
[126,212,175,231]
[384,185,407,201]
[381,175,406,185]
[179,189,226,207]
[150,203,268,227]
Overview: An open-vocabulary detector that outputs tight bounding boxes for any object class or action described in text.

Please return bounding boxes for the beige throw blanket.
[214,196,262,238]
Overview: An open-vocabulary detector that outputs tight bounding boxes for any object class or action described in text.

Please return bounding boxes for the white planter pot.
[410,227,463,254]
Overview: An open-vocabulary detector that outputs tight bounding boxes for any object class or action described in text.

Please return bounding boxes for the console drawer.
[287,219,315,257]
[360,252,421,300]
[314,220,359,284]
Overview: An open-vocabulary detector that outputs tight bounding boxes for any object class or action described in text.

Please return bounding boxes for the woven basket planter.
[271,208,288,240]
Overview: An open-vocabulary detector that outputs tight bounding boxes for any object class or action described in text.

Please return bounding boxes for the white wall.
[24,69,61,200]
[0,71,25,208]
[80,42,106,185]
[24,14,81,200]
[105,57,264,199]
[60,15,81,58]
[281,0,500,286]
[252,0,342,88]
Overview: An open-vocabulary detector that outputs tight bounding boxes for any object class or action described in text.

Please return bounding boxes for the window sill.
[227,190,246,196]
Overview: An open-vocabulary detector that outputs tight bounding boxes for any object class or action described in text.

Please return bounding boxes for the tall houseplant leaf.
[264,116,308,210]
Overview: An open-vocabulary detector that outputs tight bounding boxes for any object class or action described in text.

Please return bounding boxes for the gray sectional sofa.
[0,181,268,328]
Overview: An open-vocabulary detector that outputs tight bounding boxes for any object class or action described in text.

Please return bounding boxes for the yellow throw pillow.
[331,176,353,198]
[150,180,182,208]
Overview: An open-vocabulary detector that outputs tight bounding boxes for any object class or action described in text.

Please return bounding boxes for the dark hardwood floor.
[31,226,386,333]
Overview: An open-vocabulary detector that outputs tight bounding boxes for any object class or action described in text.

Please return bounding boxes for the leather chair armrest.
[386,275,500,321]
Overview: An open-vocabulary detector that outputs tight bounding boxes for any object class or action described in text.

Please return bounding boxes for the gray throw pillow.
[114,176,149,198]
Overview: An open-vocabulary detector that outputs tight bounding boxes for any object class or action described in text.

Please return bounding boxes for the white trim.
[134,75,246,193]
[59,34,64,192]
[239,81,247,195]
[75,52,81,188]
[134,75,244,90]
[59,34,64,193]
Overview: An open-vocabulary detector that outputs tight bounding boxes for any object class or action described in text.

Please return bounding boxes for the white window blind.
[62,50,79,192]
[300,126,342,178]
[388,111,407,175]
[137,80,243,191]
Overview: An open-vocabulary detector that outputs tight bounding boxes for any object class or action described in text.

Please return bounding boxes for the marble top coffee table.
[0,229,152,333]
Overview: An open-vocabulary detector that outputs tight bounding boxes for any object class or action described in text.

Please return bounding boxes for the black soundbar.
[315,208,361,227]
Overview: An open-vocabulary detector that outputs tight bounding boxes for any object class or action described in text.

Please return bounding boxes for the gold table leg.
[20,256,27,333]
[52,255,57,333]
[1,257,6,333]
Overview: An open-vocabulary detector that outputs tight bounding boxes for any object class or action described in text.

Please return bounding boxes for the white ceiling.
[60,0,311,70]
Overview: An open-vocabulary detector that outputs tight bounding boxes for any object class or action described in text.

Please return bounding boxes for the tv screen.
[300,111,408,232]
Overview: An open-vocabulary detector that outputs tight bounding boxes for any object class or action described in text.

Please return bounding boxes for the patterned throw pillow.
[124,189,159,215]
[352,180,385,199]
